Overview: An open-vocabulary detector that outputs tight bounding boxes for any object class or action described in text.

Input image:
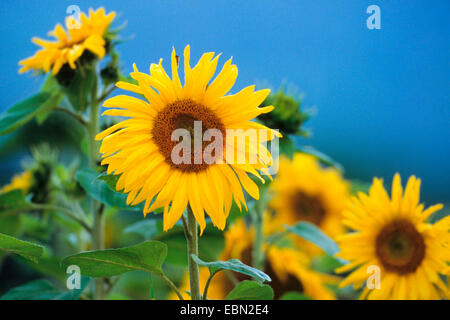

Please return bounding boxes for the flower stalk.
[87,69,106,299]
[184,206,201,300]
[252,186,267,270]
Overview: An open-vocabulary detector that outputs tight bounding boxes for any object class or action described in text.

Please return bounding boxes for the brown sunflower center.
[290,191,326,226]
[375,219,425,274]
[152,99,225,172]
[264,259,303,300]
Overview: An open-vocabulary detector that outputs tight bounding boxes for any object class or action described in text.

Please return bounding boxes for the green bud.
[258,89,309,137]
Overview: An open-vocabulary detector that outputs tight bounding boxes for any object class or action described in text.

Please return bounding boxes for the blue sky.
[0,1,449,201]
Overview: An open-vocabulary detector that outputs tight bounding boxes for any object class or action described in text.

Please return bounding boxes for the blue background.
[0,0,448,202]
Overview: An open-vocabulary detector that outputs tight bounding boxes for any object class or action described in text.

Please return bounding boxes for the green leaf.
[124,219,160,239]
[0,92,51,135]
[279,291,312,300]
[21,214,52,241]
[0,278,90,300]
[76,168,142,211]
[0,213,22,236]
[312,253,344,273]
[285,222,346,263]
[64,67,96,112]
[192,255,271,283]
[96,171,120,191]
[61,240,167,277]
[41,74,59,92]
[22,250,66,281]
[35,92,64,125]
[225,280,274,300]
[35,74,64,124]
[0,190,31,214]
[0,232,44,263]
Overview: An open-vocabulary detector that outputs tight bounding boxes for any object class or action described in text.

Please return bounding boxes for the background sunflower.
[336,174,450,299]
[268,153,350,254]
[19,8,115,75]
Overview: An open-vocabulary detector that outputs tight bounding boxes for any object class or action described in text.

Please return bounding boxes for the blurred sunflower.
[336,174,450,299]
[1,171,32,193]
[19,7,115,75]
[1,145,58,203]
[171,219,337,300]
[268,153,350,251]
[96,45,280,232]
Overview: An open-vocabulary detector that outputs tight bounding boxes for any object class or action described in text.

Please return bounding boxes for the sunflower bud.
[24,144,59,204]
[258,89,309,137]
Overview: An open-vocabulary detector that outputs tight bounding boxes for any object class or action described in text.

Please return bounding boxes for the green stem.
[252,210,264,270]
[54,107,88,126]
[183,207,201,300]
[252,187,267,270]
[86,67,106,299]
[161,274,184,300]
[202,271,219,300]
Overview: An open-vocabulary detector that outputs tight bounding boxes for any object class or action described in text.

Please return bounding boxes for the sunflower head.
[1,145,58,202]
[19,7,115,75]
[96,45,280,232]
[336,174,450,299]
[269,153,350,252]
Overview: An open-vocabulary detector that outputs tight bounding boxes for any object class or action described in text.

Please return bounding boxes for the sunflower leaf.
[225,280,274,300]
[0,277,90,300]
[279,291,312,300]
[191,255,271,283]
[76,168,143,211]
[95,172,120,191]
[64,66,96,113]
[0,190,32,214]
[0,92,52,135]
[61,240,167,277]
[124,219,161,239]
[0,232,44,263]
[35,92,64,125]
[285,222,346,264]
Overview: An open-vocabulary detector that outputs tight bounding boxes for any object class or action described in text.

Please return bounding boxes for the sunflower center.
[264,259,304,300]
[290,191,326,225]
[375,219,425,274]
[152,99,225,172]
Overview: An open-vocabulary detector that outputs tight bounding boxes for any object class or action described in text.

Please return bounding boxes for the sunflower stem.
[252,186,267,270]
[185,206,201,300]
[202,270,219,300]
[86,67,106,300]
[161,274,184,300]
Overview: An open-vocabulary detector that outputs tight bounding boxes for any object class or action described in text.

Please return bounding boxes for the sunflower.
[171,219,337,300]
[268,153,350,250]
[1,171,32,194]
[336,174,450,299]
[19,8,115,75]
[96,46,280,232]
